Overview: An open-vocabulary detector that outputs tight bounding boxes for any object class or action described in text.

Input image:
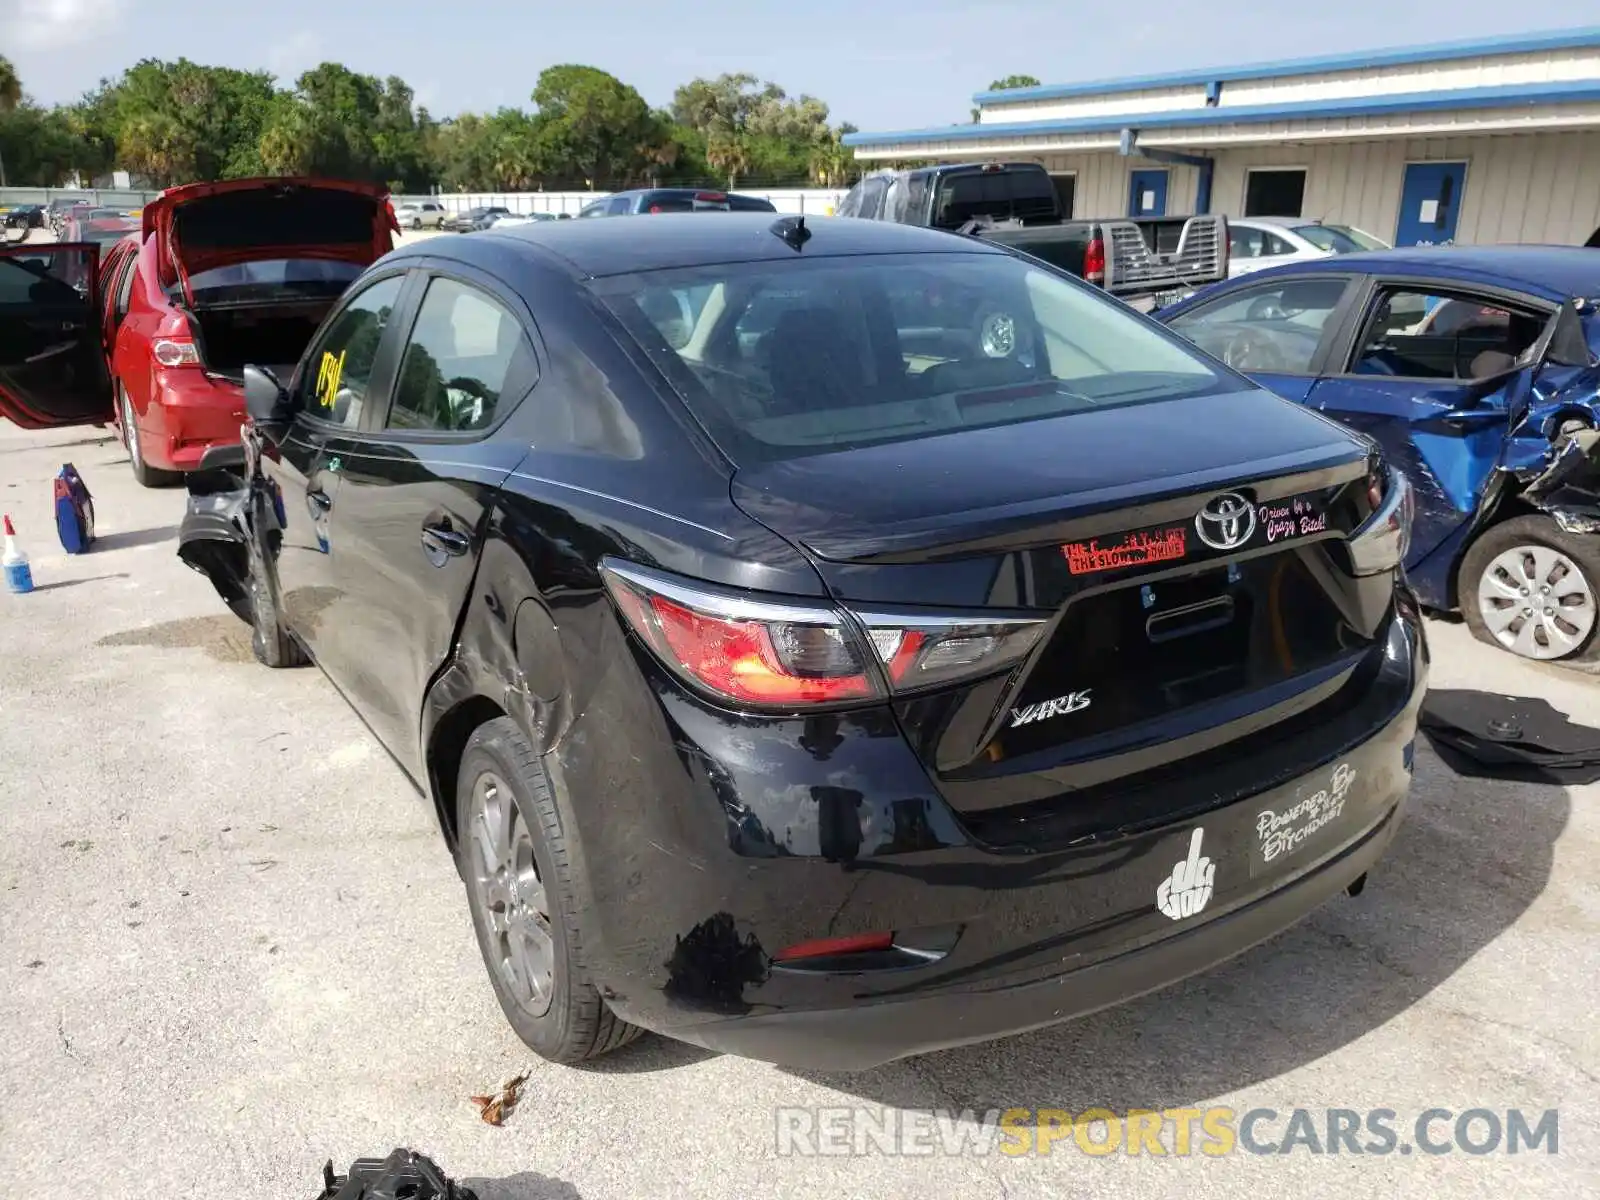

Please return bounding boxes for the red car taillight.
[152,338,201,368]
[601,560,1047,708]
[1084,235,1106,286]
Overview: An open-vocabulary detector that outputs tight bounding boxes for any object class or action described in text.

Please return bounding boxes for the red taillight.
[648,205,664,214]
[601,560,1047,709]
[773,932,895,963]
[605,566,872,704]
[152,338,200,368]
[1084,236,1106,286]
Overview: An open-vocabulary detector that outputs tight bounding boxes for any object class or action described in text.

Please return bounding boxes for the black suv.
[4,215,1426,1070]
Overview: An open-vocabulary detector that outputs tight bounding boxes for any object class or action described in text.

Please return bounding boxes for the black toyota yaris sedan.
[3,214,1426,1069]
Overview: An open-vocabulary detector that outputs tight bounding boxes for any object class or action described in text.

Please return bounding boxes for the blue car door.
[1306,280,1551,595]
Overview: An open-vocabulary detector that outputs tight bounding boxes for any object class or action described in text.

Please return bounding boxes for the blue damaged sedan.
[1159,246,1600,664]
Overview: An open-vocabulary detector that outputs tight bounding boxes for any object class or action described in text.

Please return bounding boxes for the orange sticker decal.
[1063,527,1187,576]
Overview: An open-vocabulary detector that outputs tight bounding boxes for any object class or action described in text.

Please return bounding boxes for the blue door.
[1394,162,1467,247]
[1129,170,1169,217]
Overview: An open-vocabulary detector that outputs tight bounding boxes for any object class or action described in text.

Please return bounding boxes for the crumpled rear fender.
[1500,369,1600,535]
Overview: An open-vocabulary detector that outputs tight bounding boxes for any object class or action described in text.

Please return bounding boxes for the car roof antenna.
[771,215,811,251]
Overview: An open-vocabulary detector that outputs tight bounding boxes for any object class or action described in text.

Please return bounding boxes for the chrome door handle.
[421,523,470,559]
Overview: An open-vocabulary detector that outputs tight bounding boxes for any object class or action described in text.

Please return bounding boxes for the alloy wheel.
[121,388,141,467]
[1476,542,1597,660]
[467,771,555,1016]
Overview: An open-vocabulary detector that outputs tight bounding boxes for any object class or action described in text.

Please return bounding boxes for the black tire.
[411,217,422,230]
[248,567,309,667]
[1458,513,1600,664]
[455,717,643,1063]
[120,384,182,489]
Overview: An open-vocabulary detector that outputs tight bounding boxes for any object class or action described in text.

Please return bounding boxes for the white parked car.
[1227,217,1390,278]
[393,201,448,230]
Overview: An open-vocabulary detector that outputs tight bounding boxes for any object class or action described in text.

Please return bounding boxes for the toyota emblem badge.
[1195,492,1256,551]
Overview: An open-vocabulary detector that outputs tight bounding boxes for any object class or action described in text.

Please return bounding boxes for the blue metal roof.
[971,26,1600,105]
[1163,247,1600,314]
[843,81,1600,148]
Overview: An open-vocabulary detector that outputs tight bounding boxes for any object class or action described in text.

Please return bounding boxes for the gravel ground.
[0,404,1597,1197]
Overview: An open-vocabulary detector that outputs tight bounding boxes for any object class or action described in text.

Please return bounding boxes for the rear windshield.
[183,258,363,303]
[173,187,376,250]
[597,251,1227,465]
[932,169,1057,229]
[728,195,777,212]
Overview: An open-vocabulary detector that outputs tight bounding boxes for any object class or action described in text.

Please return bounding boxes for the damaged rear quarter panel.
[1506,362,1600,534]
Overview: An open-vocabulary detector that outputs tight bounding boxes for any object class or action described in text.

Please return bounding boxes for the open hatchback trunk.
[147,178,398,380]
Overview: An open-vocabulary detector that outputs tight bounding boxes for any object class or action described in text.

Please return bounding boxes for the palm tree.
[0,55,19,186]
[0,56,20,113]
[705,132,750,190]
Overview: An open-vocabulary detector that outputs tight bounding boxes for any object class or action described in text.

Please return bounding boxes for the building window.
[1244,169,1306,218]
[1049,173,1076,218]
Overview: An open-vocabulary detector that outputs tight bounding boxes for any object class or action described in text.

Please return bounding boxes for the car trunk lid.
[731,389,1390,833]
[144,178,397,305]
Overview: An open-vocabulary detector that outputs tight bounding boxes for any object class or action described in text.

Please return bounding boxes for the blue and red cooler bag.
[54,464,95,554]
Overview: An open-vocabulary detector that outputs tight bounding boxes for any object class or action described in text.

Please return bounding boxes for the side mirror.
[243,365,294,437]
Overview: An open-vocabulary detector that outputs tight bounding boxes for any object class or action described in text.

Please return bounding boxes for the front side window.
[598,251,1228,465]
[1165,277,1350,374]
[388,277,537,432]
[1349,288,1545,380]
[301,274,405,428]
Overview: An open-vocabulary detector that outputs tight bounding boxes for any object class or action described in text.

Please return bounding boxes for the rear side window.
[1349,288,1545,381]
[933,170,1056,229]
[597,252,1225,465]
[302,274,406,429]
[388,277,537,432]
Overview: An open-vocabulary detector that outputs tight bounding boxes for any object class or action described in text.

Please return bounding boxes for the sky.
[1,0,1592,133]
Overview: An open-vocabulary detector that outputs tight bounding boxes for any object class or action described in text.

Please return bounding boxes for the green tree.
[531,65,664,188]
[972,73,1041,122]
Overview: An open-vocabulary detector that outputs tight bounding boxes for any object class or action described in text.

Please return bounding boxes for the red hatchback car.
[0,178,396,484]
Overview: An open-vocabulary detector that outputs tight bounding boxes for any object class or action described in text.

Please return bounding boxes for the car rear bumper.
[541,593,1427,1070]
[680,797,1403,1070]
[138,372,246,471]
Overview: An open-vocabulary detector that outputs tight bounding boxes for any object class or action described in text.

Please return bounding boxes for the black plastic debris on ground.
[314,1149,477,1200]
[1420,689,1600,785]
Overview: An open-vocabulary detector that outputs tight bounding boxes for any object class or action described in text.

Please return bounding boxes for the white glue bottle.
[3,515,34,594]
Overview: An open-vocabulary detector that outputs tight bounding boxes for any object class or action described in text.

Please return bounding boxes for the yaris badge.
[1195,492,1256,551]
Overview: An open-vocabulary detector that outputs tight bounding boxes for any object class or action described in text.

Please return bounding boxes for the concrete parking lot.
[0,416,1597,1199]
